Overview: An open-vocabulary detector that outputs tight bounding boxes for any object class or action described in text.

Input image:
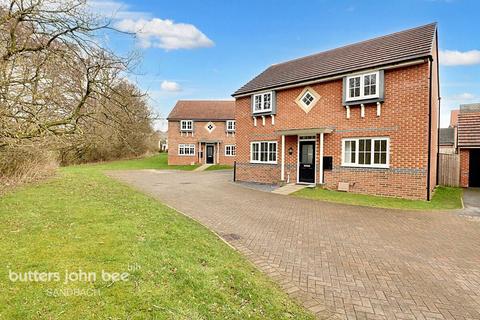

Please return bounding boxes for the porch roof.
[275,127,334,136]
[198,139,222,143]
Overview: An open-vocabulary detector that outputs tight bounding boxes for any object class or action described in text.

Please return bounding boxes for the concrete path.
[109,170,480,320]
[193,164,213,172]
[461,188,480,218]
[272,183,309,195]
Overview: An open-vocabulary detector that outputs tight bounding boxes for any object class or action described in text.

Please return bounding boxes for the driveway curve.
[109,170,480,320]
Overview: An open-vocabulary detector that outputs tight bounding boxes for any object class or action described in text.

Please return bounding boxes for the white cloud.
[160,80,182,92]
[439,50,480,66]
[115,18,214,50]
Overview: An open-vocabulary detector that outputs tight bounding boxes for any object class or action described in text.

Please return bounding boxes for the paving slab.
[109,170,480,320]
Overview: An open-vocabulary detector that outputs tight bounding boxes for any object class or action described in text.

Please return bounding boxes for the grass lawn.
[0,157,313,319]
[205,164,233,171]
[294,186,463,210]
[75,152,198,171]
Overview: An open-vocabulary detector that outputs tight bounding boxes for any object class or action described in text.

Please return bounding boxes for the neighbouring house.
[232,23,440,200]
[156,130,168,152]
[439,127,456,154]
[456,103,480,187]
[167,100,236,166]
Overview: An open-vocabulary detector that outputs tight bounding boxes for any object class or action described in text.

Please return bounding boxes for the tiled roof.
[450,110,459,127]
[167,100,235,121]
[439,128,455,146]
[233,23,437,96]
[458,103,480,147]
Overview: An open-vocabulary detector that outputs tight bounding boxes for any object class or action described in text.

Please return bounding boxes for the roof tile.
[458,106,480,147]
[167,100,235,121]
[233,23,437,96]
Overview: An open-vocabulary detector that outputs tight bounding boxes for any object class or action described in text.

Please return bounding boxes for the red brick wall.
[235,62,435,200]
[168,120,236,166]
[460,149,470,187]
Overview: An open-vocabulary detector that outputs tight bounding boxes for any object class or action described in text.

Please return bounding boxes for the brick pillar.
[460,149,470,187]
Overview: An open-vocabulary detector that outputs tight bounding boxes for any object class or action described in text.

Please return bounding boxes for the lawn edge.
[292,188,463,212]
[104,171,318,318]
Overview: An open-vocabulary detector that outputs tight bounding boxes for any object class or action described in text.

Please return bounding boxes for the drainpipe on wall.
[435,31,441,187]
[427,56,433,201]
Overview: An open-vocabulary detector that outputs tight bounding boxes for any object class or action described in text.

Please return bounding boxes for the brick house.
[456,104,480,187]
[167,100,236,166]
[232,23,440,200]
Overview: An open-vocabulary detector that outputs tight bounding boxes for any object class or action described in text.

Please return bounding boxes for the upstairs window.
[342,137,389,168]
[346,71,379,102]
[226,120,236,132]
[301,91,315,107]
[253,91,273,114]
[205,121,216,133]
[180,120,193,131]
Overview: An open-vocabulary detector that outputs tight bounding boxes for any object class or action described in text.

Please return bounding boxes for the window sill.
[250,161,278,165]
[178,154,195,157]
[252,110,275,116]
[344,97,383,106]
[341,164,389,169]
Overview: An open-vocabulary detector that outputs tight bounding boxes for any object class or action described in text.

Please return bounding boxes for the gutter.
[427,56,433,201]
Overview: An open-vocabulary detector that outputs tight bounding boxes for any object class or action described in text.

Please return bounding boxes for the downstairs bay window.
[250,141,277,164]
[342,137,389,168]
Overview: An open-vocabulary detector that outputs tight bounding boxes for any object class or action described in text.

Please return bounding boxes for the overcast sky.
[90,0,480,131]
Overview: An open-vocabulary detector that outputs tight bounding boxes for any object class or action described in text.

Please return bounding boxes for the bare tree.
[0,0,131,147]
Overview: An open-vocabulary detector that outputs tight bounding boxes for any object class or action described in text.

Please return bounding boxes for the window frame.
[345,71,380,102]
[252,91,273,114]
[226,120,236,132]
[299,90,316,109]
[250,141,277,164]
[180,120,193,131]
[341,137,389,168]
[225,144,236,156]
[178,143,195,156]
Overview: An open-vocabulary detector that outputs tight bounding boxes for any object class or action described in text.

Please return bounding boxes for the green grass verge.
[294,186,463,210]
[0,159,313,319]
[204,165,233,171]
[68,153,198,171]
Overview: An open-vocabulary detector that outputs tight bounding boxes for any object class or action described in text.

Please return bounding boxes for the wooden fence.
[438,153,460,187]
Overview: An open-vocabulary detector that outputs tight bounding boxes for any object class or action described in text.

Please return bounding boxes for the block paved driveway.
[109,170,480,320]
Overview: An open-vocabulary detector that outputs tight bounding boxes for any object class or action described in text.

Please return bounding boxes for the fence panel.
[438,153,460,187]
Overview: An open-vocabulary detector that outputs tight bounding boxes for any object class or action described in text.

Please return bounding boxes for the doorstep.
[271,183,311,195]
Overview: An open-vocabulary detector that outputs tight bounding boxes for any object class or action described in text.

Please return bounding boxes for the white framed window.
[252,91,273,114]
[346,71,379,102]
[205,121,215,133]
[342,137,389,168]
[178,144,195,156]
[180,120,193,131]
[250,141,277,164]
[225,145,236,156]
[300,91,315,108]
[226,120,236,132]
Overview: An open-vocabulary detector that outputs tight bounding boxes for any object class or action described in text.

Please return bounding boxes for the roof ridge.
[270,23,437,68]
